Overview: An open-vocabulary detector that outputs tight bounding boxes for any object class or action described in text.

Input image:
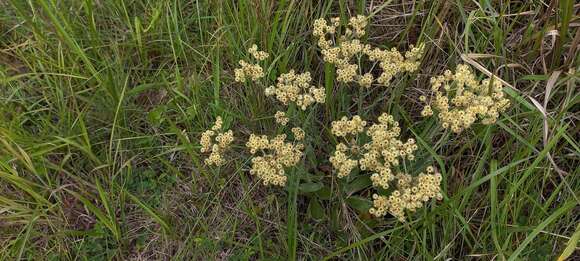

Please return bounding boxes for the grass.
[0,0,578,259]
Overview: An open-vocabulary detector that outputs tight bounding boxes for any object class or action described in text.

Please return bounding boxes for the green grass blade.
[508,200,576,260]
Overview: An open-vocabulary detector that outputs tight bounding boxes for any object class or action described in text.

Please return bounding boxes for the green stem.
[287,167,298,260]
[287,102,305,260]
[358,85,364,115]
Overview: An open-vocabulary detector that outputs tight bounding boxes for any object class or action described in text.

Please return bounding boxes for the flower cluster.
[330,115,367,137]
[197,15,515,223]
[329,116,367,178]
[200,117,234,166]
[362,113,418,189]
[330,114,417,185]
[234,44,269,82]
[421,64,510,133]
[274,111,289,126]
[248,44,269,60]
[369,168,443,221]
[291,127,305,141]
[313,16,424,88]
[245,133,305,186]
[329,142,361,178]
[264,70,325,110]
[329,113,441,220]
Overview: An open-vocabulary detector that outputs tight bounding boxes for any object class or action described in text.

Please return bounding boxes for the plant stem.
[287,167,298,260]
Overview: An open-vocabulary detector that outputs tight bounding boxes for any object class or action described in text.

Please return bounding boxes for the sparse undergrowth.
[0,0,578,260]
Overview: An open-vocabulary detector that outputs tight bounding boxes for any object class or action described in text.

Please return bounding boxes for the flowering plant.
[198,15,509,222]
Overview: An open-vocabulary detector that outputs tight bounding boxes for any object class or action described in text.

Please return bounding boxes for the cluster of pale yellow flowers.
[421,64,510,133]
[369,167,442,221]
[200,117,234,166]
[274,111,289,126]
[313,15,424,88]
[329,113,441,220]
[245,132,305,186]
[330,115,367,137]
[231,44,322,187]
[329,143,360,178]
[234,44,269,82]
[243,117,307,186]
[264,70,326,110]
[198,15,512,223]
[362,113,418,189]
[291,127,305,141]
[329,116,367,178]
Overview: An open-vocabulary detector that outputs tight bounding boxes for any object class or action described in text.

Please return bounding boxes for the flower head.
[245,133,304,186]
[369,168,443,221]
[248,44,269,61]
[200,117,234,166]
[422,64,510,133]
[329,113,443,221]
[234,44,269,82]
[274,111,289,126]
[266,70,325,110]
[314,16,424,88]
[291,127,305,141]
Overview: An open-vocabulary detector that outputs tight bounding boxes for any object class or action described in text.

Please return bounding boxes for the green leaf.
[65,190,120,240]
[346,196,372,213]
[557,222,580,261]
[316,187,332,200]
[346,176,372,195]
[147,106,166,126]
[508,200,576,261]
[299,182,323,193]
[308,199,325,220]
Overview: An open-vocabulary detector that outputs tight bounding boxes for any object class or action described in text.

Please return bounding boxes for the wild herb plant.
[200,15,505,223]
